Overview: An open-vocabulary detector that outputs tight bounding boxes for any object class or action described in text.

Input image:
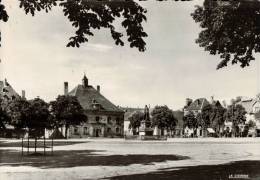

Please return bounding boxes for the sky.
[1,0,260,110]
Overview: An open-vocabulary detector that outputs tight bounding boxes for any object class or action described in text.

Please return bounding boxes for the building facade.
[183,97,222,137]
[236,96,260,137]
[66,75,125,138]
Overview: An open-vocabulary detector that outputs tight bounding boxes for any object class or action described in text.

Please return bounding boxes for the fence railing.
[21,137,54,156]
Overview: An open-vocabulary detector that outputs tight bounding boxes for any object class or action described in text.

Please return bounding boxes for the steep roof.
[68,84,123,113]
[186,98,209,111]
[237,98,257,113]
[0,79,20,101]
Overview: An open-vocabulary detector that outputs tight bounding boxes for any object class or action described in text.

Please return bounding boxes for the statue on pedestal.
[139,105,153,136]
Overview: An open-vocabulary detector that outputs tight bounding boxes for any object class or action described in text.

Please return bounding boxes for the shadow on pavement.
[105,160,260,180]
[0,149,189,168]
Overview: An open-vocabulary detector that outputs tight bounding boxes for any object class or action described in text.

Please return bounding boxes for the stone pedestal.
[139,120,153,136]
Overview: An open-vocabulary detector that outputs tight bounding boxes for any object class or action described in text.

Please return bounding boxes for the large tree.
[26,98,50,153]
[0,0,147,51]
[4,97,50,152]
[192,0,260,69]
[5,98,30,137]
[224,104,246,137]
[198,104,212,129]
[0,99,10,129]
[49,95,87,139]
[151,105,177,135]
[211,103,226,133]
[197,103,226,136]
[27,98,50,137]
[128,111,144,135]
[183,111,197,130]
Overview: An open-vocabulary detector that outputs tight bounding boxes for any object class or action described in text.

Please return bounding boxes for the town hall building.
[65,75,125,138]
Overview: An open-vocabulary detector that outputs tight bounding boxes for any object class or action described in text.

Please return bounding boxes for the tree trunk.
[44,133,46,156]
[51,137,54,155]
[27,132,29,155]
[22,137,23,156]
[65,125,69,139]
[34,137,37,153]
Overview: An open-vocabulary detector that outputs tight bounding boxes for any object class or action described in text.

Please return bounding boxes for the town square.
[1,0,260,180]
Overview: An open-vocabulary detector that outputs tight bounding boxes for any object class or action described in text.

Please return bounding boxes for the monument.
[139,105,154,136]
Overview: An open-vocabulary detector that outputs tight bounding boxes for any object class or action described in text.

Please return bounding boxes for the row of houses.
[1,74,260,138]
[0,75,125,138]
[123,96,260,138]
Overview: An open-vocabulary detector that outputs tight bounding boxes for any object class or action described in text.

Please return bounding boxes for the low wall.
[124,135,167,141]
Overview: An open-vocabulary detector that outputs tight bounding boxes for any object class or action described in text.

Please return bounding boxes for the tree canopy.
[49,95,87,138]
[0,0,147,51]
[197,103,225,130]
[192,0,260,69]
[26,98,50,138]
[224,103,246,136]
[183,111,197,129]
[151,105,177,130]
[5,98,30,130]
[0,99,10,129]
[2,0,260,68]
[4,97,50,139]
[128,111,144,130]
[224,104,246,126]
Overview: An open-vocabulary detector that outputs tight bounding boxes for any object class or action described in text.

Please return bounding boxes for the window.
[107,128,111,133]
[116,117,120,125]
[116,128,120,133]
[3,88,8,92]
[107,116,111,124]
[255,107,260,113]
[96,116,100,123]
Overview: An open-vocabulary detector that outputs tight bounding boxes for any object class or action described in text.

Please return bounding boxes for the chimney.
[64,82,68,95]
[21,90,25,99]
[97,85,100,93]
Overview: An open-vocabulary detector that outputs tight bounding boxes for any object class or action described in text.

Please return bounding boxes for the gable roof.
[68,84,123,113]
[0,79,20,101]
[186,98,209,111]
[236,98,259,113]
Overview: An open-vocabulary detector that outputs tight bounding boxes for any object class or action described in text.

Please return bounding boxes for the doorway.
[95,129,101,137]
